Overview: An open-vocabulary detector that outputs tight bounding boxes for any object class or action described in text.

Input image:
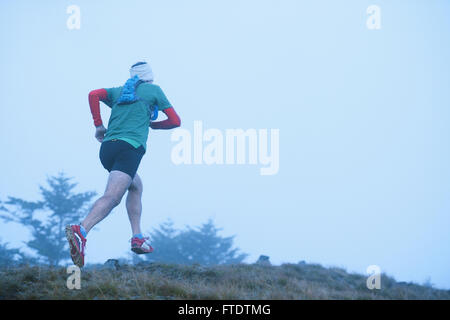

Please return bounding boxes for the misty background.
[1,0,449,288]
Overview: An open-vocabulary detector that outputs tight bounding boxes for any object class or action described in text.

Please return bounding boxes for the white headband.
[130,62,154,82]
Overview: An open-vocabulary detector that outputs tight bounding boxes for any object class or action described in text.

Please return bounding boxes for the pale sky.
[1,0,449,289]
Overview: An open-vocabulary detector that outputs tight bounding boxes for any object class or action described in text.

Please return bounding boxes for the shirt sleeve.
[154,86,172,111]
[88,88,108,127]
[150,107,181,130]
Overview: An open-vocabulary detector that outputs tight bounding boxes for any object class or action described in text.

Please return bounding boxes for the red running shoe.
[65,225,87,267]
[131,236,154,254]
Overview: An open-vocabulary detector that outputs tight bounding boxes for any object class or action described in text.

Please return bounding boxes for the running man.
[65,61,180,267]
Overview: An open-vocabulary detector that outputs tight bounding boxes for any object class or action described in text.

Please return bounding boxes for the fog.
[1,0,449,288]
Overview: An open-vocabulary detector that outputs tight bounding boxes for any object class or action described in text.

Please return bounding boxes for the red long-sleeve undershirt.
[150,107,181,129]
[88,88,180,129]
[89,89,108,127]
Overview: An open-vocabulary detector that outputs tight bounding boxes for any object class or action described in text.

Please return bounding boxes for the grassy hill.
[1,262,449,300]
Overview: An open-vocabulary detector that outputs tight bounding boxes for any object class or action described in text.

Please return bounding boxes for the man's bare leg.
[81,170,132,234]
[126,173,143,236]
[126,173,153,254]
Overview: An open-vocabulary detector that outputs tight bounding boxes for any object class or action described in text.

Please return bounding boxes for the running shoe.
[131,236,154,254]
[65,224,87,267]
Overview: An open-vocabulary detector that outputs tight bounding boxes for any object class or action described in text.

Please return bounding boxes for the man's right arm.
[88,88,109,127]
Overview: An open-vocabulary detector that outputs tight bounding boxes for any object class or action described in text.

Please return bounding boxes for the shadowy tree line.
[0,173,247,267]
[134,219,248,266]
[0,173,96,266]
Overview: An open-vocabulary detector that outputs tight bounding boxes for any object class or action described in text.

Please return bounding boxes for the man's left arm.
[150,107,181,129]
[150,86,181,130]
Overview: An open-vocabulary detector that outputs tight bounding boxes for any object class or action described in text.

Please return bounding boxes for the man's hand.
[95,125,106,142]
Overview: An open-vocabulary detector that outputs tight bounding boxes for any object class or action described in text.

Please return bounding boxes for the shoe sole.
[65,225,84,267]
[131,247,153,254]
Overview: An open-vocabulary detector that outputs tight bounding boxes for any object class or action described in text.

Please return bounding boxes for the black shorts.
[99,139,146,179]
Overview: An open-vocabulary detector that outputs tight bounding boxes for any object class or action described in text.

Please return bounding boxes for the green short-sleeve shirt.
[103,83,172,150]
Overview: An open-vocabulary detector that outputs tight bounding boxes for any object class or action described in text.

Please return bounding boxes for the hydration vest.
[116,75,158,121]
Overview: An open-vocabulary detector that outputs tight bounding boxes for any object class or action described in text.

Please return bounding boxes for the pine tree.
[143,219,248,265]
[143,219,181,263]
[0,240,21,267]
[0,173,96,266]
[177,219,248,265]
[0,238,37,267]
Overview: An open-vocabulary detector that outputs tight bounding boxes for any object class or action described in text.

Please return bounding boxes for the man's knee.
[128,176,143,194]
[129,183,143,194]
